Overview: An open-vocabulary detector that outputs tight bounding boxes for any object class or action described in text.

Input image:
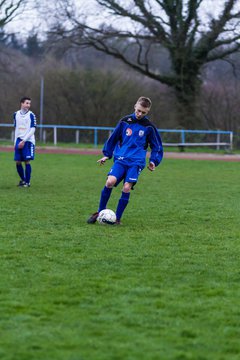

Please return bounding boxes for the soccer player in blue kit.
[87,96,163,225]
[14,97,37,187]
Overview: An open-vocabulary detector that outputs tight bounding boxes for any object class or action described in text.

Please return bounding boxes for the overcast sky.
[5,0,237,40]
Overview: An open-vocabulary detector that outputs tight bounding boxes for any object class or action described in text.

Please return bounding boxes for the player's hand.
[18,141,25,149]
[97,156,109,165]
[148,161,155,171]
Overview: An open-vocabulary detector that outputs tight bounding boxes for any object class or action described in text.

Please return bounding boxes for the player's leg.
[22,142,35,187]
[16,161,25,185]
[98,162,126,212]
[87,162,125,224]
[14,139,26,185]
[87,176,117,224]
[115,182,132,224]
[115,166,142,223]
[24,160,31,187]
[97,175,117,212]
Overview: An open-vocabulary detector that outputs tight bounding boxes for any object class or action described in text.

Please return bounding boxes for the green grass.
[0,151,239,360]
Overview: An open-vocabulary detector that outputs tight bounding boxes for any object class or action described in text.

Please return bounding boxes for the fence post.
[216,130,220,150]
[230,132,233,152]
[76,130,79,144]
[54,127,57,146]
[180,130,185,152]
[181,130,185,143]
[94,128,98,147]
[43,130,46,143]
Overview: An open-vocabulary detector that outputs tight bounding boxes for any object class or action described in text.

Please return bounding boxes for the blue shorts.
[108,161,142,187]
[14,138,35,161]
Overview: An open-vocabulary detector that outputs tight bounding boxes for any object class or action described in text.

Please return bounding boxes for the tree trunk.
[174,76,201,129]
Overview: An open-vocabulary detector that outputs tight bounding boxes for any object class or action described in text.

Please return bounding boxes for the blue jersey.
[103,113,163,168]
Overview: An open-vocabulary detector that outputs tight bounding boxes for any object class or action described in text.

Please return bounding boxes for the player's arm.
[101,121,123,159]
[18,129,35,148]
[148,125,164,169]
[13,112,17,145]
[147,161,156,171]
[97,156,109,165]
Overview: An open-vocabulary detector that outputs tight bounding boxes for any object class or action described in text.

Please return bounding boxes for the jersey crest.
[126,128,132,136]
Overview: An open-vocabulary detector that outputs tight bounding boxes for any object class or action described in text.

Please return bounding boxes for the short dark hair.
[136,96,152,108]
[20,97,31,104]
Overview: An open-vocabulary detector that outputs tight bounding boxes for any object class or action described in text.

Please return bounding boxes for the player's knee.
[106,177,116,188]
[123,183,132,192]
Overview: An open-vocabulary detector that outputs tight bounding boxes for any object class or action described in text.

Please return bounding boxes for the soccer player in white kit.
[14,97,37,187]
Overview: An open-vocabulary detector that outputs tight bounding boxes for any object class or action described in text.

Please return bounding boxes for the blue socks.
[16,164,25,181]
[98,187,130,221]
[98,186,113,212]
[25,164,31,184]
[16,163,32,184]
[116,192,130,221]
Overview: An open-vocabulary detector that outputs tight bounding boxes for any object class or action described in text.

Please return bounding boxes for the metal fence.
[0,123,233,151]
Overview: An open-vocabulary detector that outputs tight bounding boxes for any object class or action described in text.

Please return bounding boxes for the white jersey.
[14,110,37,145]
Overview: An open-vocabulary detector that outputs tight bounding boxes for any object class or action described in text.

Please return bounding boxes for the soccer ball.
[97,209,116,225]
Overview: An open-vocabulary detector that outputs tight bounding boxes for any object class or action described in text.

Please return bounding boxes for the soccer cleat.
[115,220,122,225]
[17,180,26,187]
[87,212,99,224]
[23,183,30,188]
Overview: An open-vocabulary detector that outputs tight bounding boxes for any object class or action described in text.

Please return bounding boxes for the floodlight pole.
[39,76,44,142]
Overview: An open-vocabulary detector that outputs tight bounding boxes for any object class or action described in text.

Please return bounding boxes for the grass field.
[0,151,239,360]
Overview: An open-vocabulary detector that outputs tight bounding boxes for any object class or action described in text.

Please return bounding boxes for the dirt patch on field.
[1,145,240,162]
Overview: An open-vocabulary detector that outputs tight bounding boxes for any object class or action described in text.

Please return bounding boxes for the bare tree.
[0,0,27,28]
[0,0,30,76]
[49,0,240,128]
